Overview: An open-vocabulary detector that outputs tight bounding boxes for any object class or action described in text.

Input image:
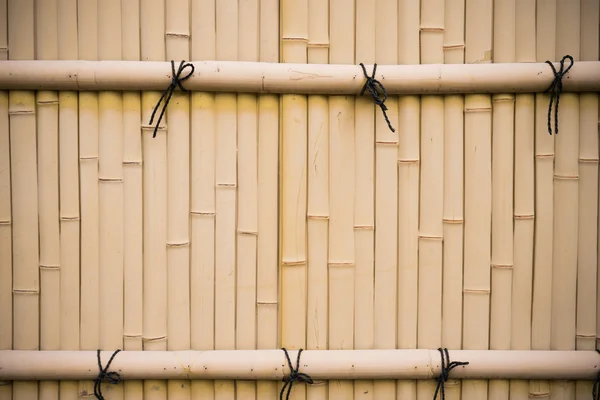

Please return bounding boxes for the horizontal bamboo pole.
[0,60,598,94]
[0,350,598,381]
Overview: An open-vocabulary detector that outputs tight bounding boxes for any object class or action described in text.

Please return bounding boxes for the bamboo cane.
[256,2,280,398]
[0,1,9,397]
[306,0,329,399]
[441,1,465,398]
[165,1,192,399]
[190,0,217,397]
[353,2,375,399]
[8,0,39,399]
[418,2,444,400]
[236,2,259,400]
[328,1,355,399]
[490,2,516,400]
[374,1,398,399]
[576,2,599,399]
[140,1,168,399]
[463,1,493,399]
[98,3,125,399]
[396,3,420,399]
[511,3,536,400]
[121,2,144,400]
[280,0,309,398]
[57,0,80,399]
[1,350,599,381]
[35,2,61,399]
[1,60,599,94]
[530,4,556,400]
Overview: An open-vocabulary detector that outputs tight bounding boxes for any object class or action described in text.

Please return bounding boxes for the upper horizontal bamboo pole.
[0,350,598,381]
[0,60,597,94]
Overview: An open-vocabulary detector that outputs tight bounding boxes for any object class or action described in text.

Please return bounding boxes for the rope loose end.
[433,348,469,400]
[149,60,195,138]
[544,54,574,136]
[359,63,396,133]
[280,348,313,400]
[94,349,122,400]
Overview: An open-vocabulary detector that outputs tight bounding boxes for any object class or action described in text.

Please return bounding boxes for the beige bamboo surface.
[0,1,599,400]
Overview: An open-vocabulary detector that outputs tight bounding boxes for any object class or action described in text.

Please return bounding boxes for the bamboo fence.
[0,1,599,400]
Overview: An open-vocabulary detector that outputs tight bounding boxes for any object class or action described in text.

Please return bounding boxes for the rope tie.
[94,349,122,400]
[149,60,195,138]
[280,348,313,400]
[593,349,600,400]
[543,54,574,135]
[433,348,469,400]
[359,63,396,133]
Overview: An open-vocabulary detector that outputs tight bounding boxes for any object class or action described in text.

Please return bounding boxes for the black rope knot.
[593,349,600,400]
[280,348,313,400]
[543,54,573,135]
[94,349,122,400]
[359,63,396,133]
[433,348,469,400]
[149,59,195,138]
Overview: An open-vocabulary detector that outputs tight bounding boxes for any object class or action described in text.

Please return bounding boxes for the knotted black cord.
[433,348,469,400]
[94,349,122,400]
[149,60,195,138]
[280,348,314,400]
[543,55,574,135]
[359,63,396,133]
[593,349,600,400]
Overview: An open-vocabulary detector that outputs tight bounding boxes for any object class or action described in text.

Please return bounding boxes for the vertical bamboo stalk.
[396,3,420,400]
[35,1,60,399]
[256,1,280,397]
[576,2,599,399]
[0,2,10,397]
[97,3,125,399]
[354,1,375,399]
[441,2,465,398]
[121,1,143,399]
[280,0,308,398]
[214,2,238,400]
[8,1,38,399]
[305,0,328,398]
[418,2,444,399]
[374,0,398,398]
[550,2,580,399]
[490,2,516,400]
[530,3,555,400]
[190,1,216,399]
[140,0,168,398]
[165,1,192,399]
[463,1,492,399]
[511,2,536,400]
[328,1,354,399]
[236,1,259,399]
[442,0,465,398]
[77,0,100,397]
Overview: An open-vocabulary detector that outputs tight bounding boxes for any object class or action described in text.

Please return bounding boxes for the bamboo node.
[36,99,59,105]
[464,106,492,113]
[8,109,35,115]
[39,264,60,270]
[282,260,307,267]
[0,220,11,225]
[328,262,355,268]
[165,32,191,39]
[123,333,143,339]
[491,264,513,269]
[166,241,190,248]
[554,174,578,180]
[492,94,515,102]
[463,288,490,294]
[143,335,167,343]
[307,214,329,220]
[141,124,166,131]
[442,218,463,224]
[99,177,123,183]
[80,156,99,161]
[418,234,443,241]
[420,27,445,33]
[443,44,465,50]
[307,42,329,48]
[257,300,278,305]
[238,230,258,236]
[12,289,40,295]
[190,211,216,217]
[535,153,554,159]
[217,183,237,188]
[123,160,143,165]
[376,140,398,145]
[528,391,550,398]
[514,214,534,220]
[281,37,308,43]
[580,158,599,163]
[398,159,419,164]
[354,225,374,230]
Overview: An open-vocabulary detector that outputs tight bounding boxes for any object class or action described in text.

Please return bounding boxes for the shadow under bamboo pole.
[0,350,598,381]
[0,60,598,93]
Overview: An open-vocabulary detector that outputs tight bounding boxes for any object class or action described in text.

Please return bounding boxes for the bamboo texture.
[1,1,599,400]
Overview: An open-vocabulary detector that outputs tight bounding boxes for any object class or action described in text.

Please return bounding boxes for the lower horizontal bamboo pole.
[0,60,598,94]
[0,350,597,381]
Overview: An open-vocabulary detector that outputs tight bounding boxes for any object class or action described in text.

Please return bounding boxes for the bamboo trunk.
[354,1,376,399]
[8,1,39,399]
[511,3,536,400]
[306,0,329,399]
[256,3,280,398]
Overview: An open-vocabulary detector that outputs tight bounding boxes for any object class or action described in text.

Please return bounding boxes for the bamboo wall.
[0,0,599,399]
